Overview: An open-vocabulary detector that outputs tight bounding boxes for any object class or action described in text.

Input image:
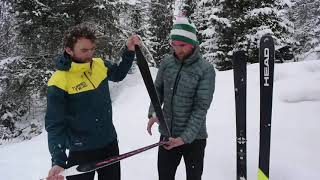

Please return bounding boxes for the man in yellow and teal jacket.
[45,24,140,180]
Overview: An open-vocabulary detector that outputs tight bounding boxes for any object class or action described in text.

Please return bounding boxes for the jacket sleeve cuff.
[180,133,195,144]
[123,46,135,59]
[148,112,156,119]
[52,159,67,168]
[51,150,68,168]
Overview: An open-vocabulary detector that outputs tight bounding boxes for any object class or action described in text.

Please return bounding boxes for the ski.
[232,51,247,180]
[258,35,275,180]
[135,45,171,137]
[40,141,167,179]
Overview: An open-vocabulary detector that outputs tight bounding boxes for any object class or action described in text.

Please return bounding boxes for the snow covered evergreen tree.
[193,0,223,67]
[176,0,196,17]
[117,0,153,71]
[0,1,16,59]
[0,56,54,141]
[2,0,133,141]
[128,0,158,66]
[222,0,293,68]
[289,0,320,60]
[194,0,294,70]
[148,0,174,66]
[11,0,126,59]
[128,1,144,32]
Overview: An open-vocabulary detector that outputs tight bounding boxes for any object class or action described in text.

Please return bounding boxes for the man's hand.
[147,116,159,135]
[127,35,141,51]
[47,165,64,180]
[163,137,185,150]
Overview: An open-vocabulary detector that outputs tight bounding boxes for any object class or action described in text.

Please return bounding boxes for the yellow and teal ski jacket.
[45,48,135,168]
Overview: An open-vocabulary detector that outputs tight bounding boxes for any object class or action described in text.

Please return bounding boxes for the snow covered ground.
[0,60,319,180]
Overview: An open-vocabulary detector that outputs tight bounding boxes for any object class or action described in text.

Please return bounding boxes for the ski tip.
[260,35,274,44]
[231,50,246,65]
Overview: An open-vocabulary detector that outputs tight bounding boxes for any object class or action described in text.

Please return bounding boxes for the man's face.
[171,42,194,61]
[66,38,96,63]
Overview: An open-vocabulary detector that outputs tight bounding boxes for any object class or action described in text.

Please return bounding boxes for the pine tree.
[194,0,224,67]
[93,0,126,60]
[11,0,125,58]
[2,0,134,141]
[148,0,174,66]
[0,1,16,58]
[0,55,55,141]
[130,1,144,32]
[289,0,320,59]
[176,0,196,17]
[195,0,294,70]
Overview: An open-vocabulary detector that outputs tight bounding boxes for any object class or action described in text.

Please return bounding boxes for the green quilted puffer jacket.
[148,47,215,144]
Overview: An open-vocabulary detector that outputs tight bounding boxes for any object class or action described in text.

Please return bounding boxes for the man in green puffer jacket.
[45,24,140,180]
[147,17,216,180]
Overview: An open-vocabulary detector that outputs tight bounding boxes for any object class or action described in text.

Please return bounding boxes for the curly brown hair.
[63,24,96,49]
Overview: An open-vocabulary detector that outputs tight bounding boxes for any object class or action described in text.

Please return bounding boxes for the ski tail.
[232,51,247,180]
[135,45,171,137]
[258,35,275,180]
[258,169,269,180]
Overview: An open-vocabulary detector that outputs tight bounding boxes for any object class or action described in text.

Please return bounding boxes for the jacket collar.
[69,61,92,73]
[55,52,93,73]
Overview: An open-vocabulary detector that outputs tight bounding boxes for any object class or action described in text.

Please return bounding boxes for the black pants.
[66,140,120,180]
[158,136,207,180]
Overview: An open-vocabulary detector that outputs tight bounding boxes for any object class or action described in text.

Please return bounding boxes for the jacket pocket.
[175,73,198,98]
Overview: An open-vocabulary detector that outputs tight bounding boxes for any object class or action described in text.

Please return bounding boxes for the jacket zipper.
[84,72,96,89]
[170,62,184,136]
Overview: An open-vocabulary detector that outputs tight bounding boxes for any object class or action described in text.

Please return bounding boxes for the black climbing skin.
[135,45,171,137]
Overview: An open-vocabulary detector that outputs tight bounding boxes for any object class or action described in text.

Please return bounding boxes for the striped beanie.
[169,17,198,46]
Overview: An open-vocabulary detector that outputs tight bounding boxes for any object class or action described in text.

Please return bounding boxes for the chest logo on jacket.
[72,82,88,92]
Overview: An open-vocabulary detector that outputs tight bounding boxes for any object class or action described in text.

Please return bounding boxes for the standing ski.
[232,51,247,180]
[135,45,171,137]
[258,35,275,180]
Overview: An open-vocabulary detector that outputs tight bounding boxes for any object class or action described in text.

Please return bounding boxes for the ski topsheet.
[232,51,247,180]
[258,35,275,180]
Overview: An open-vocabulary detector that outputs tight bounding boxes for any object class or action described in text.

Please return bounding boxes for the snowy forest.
[0,0,319,144]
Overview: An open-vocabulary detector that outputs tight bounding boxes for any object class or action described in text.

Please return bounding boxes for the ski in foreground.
[258,35,275,180]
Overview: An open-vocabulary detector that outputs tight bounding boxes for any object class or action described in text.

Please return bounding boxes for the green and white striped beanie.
[169,17,198,46]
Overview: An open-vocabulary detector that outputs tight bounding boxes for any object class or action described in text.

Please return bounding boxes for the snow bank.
[276,60,320,102]
[0,60,319,180]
